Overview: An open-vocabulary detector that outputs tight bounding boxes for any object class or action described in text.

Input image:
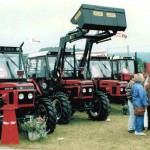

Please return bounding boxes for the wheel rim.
[90,99,101,117]
[52,99,62,120]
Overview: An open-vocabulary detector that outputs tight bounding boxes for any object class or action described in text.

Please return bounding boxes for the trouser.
[147,106,150,129]
[144,108,148,128]
[135,115,144,132]
[128,100,135,130]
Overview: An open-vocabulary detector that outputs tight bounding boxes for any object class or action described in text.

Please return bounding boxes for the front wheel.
[35,98,57,134]
[51,92,72,124]
[87,91,110,121]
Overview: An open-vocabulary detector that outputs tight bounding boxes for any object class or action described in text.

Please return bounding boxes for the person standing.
[131,73,148,135]
[126,74,135,133]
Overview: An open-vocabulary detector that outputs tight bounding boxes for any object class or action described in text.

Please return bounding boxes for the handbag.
[134,106,145,116]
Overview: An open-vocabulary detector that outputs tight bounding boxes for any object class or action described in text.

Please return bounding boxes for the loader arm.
[53,28,88,79]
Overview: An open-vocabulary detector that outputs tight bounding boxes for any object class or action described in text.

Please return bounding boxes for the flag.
[115,33,127,38]
[31,37,40,43]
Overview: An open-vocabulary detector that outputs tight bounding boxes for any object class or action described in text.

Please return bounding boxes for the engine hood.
[0,82,35,90]
[100,80,128,86]
[61,79,93,85]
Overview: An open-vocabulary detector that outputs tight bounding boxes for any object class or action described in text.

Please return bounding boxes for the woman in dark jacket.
[131,73,148,135]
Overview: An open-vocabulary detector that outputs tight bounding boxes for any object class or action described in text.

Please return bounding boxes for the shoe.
[128,130,134,133]
[135,131,146,136]
[105,118,111,122]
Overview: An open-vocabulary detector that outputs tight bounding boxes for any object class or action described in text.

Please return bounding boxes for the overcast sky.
[0,0,149,54]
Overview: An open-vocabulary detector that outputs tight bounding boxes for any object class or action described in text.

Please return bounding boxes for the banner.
[31,37,40,43]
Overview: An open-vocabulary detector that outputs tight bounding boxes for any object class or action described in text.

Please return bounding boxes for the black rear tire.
[51,92,72,124]
[87,91,110,121]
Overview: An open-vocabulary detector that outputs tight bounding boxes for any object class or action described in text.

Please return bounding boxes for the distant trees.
[39,47,82,52]
[39,47,58,51]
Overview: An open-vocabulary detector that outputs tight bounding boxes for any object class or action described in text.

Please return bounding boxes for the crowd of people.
[126,72,150,136]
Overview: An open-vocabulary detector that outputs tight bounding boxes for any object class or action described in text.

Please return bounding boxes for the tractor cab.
[89,56,112,79]
[76,53,112,79]
[0,46,26,81]
[28,50,78,79]
[111,56,135,81]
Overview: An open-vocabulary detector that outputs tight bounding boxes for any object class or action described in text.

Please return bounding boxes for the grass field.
[1,104,150,150]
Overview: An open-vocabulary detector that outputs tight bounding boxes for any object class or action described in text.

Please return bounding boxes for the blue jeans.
[135,115,144,132]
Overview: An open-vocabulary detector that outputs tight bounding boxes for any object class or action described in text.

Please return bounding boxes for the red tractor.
[110,55,138,114]
[71,4,128,114]
[27,50,107,123]
[78,54,129,114]
[0,43,57,134]
[77,54,128,100]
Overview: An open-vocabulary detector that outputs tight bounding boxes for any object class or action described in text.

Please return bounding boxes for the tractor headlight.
[28,93,33,99]
[120,88,123,91]
[19,93,24,100]
[89,88,92,93]
[83,88,86,93]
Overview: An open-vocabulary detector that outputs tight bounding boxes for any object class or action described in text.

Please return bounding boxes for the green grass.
[2,104,150,150]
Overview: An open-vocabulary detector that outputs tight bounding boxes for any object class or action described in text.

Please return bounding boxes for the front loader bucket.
[71,4,127,31]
